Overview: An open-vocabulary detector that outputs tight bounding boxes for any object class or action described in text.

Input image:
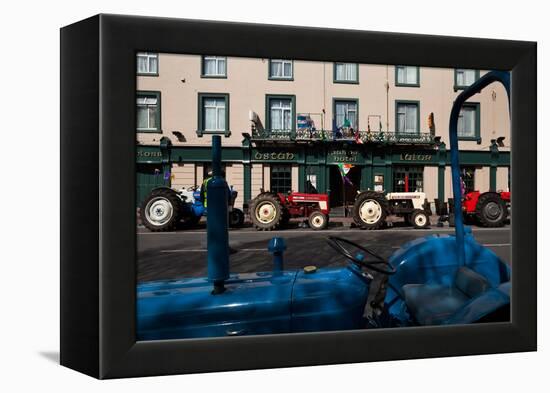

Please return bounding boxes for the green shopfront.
[136,137,510,208]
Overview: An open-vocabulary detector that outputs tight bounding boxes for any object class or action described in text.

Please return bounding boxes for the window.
[202,56,227,77]
[136,92,160,132]
[457,103,480,140]
[197,94,230,136]
[455,69,479,89]
[395,65,419,86]
[396,101,419,134]
[137,52,158,75]
[393,166,424,193]
[334,100,358,129]
[269,59,293,80]
[334,63,358,83]
[461,167,476,193]
[267,96,295,132]
[271,165,292,194]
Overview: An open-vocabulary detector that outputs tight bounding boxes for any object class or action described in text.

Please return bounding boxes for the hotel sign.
[327,149,360,164]
[253,151,296,161]
[399,153,433,162]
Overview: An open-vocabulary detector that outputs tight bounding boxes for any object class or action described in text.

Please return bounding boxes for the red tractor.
[249,191,330,231]
[449,191,510,227]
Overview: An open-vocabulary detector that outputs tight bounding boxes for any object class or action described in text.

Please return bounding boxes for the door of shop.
[329,165,361,209]
[393,166,424,193]
[136,164,169,206]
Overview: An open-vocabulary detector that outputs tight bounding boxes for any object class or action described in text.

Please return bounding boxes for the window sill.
[333,80,359,85]
[395,83,420,88]
[458,136,482,143]
[137,129,162,134]
[137,72,159,77]
[196,129,231,137]
[268,77,294,81]
[200,74,228,79]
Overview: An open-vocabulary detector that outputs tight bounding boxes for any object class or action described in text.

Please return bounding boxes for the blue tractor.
[137,71,511,340]
[139,184,244,231]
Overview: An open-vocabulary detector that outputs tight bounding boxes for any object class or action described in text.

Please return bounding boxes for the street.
[137,223,511,283]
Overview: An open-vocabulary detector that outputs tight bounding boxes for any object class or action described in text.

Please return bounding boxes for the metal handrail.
[251,129,436,144]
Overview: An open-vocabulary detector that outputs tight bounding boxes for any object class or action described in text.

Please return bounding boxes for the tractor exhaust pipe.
[207,135,230,294]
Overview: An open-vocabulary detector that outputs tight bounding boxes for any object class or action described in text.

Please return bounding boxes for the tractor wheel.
[308,211,328,230]
[475,193,508,227]
[229,208,245,228]
[411,209,430,229]
[250,193,283,231]
[140,188,182,232]
[352,191,388,230]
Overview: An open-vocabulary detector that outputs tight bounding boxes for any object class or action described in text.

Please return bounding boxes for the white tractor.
[352,191,431,230]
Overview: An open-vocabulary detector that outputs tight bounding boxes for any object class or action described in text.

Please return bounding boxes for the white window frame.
[136,93,160,131]
[202,56,227,77]
[269,99,293,131]
[396,102,419,134]
[455,69,478,88]
[334,63,358,83]
[269,59,293,79]
[136,52,158,75]
[396,65,419,86]
[334,100,358,129]
[203,97,227,132]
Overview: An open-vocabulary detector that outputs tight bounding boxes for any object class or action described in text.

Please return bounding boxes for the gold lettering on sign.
[254,152,295,160]
[400,153,432,161]
[137,151,162,158]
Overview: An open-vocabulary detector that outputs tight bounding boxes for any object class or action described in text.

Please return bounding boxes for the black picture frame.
[60,14,537,379]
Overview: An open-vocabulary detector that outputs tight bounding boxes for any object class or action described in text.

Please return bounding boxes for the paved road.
[137,224,511,283]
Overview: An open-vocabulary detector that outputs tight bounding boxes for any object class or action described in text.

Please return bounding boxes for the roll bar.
[449,70,510,265]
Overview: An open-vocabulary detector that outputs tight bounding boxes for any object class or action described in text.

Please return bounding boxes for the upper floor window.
[202,56,227,78]
[455,69,480,89]
[334,100,358,129]
[136,91,161,132]
[396,101,419,134]
[457,103,480,140]
[137,52,158,75]
[197,93,230,136]
[395,65,419,86]
[334,63,359,84]
[269,59,293,80]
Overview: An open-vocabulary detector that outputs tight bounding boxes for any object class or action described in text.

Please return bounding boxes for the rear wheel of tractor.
[250,193,283,231]
[229,208,245,228]
[140,189,182,232]
[352,191,388,230]
[308,211,328,230]
[476,193,507,227]
[411,209,429,229]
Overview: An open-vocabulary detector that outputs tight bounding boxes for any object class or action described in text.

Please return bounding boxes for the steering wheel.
[326,236,396,275]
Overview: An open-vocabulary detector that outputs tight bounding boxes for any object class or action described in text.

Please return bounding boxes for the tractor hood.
[137,265,370,340]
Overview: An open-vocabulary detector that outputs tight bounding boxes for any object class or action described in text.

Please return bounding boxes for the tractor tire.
[475,193,508,227]
[352,191,388,230]
[229,208,245,228]
[308,211,328,230]
[411,209,430,229]
[250,193,283,231]
[140,188,182,232]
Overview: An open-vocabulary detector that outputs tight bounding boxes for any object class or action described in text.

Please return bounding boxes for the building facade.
[136,53,510,209]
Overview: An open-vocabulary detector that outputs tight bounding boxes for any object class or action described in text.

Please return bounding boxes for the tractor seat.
[402,267,491,325]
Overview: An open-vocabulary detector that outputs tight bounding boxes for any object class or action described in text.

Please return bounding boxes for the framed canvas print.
[60,14,537,379]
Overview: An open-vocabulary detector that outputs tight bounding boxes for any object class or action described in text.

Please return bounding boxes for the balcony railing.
[251,128,436,145]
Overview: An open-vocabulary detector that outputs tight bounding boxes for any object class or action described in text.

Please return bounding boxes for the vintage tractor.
[139,184,244,231]
[249,191,330,230]
[352,191,431,230]
[137,72,511,340]
[451,191,510,227]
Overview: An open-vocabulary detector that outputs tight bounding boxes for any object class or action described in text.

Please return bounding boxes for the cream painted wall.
[475,167,490,192]
[291,165,299,192]
[423,166,438,202]
[136,55,510,151]
[497,167,509,192]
